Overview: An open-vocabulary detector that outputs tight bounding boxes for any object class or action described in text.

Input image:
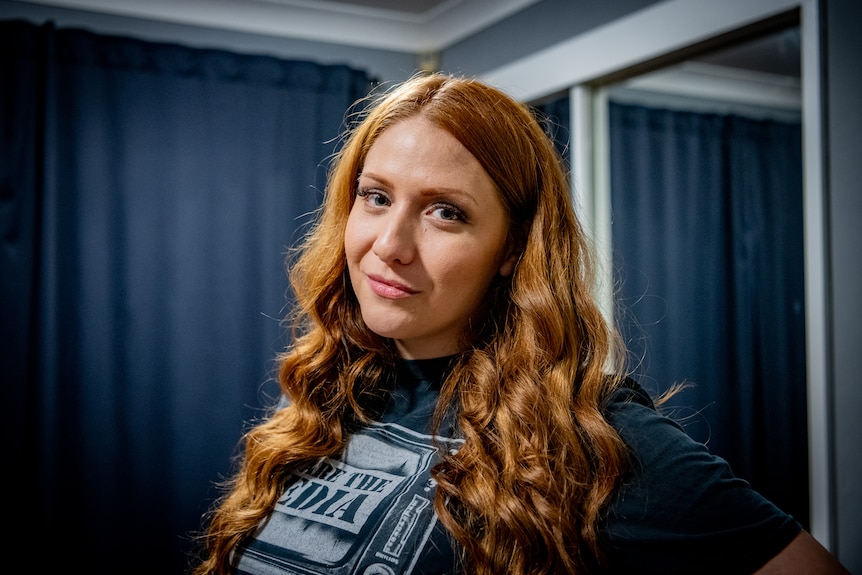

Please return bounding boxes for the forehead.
[363,118,488,181]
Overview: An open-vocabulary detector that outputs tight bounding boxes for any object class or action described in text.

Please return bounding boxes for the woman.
[193,73,846,574]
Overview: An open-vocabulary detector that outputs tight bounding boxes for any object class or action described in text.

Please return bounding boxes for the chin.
[360,317,408,341]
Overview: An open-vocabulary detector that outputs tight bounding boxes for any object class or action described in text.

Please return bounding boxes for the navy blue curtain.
[608,102,809,528]
[1,20,373,573]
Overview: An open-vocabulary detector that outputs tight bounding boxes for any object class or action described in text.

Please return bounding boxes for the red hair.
[193,73,627,574]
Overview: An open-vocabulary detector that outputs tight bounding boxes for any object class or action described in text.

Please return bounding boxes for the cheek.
[439,245,504,293]
[343,211,366,265]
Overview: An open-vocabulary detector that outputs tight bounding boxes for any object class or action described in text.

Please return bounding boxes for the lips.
[367,274,419,299]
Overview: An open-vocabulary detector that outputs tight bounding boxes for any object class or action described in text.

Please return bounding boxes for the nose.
[372,209,417,265]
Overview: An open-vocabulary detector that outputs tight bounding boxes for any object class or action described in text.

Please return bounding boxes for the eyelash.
[355,187,468,223]
[355,187,389,207]
[431,203,466,222]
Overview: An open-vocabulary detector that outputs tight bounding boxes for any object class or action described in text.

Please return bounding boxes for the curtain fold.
[609,101,808,528]
[1,20,373,572]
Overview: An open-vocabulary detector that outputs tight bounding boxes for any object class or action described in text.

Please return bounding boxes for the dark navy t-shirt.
[234,359,800,574]
[598,380,800,574]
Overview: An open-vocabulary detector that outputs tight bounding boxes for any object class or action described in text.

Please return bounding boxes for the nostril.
[373,228,415,265]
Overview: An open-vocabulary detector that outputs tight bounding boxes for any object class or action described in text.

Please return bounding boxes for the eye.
[431,203,467,222]
[356,187,390,208]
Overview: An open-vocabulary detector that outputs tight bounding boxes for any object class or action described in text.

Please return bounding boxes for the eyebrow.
[358,172,480,208]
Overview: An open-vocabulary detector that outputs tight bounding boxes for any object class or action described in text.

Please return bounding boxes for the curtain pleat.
[609,101,808,528]
[1,19,373,572]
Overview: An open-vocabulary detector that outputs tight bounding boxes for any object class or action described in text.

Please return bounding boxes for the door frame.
[480,0,831,549]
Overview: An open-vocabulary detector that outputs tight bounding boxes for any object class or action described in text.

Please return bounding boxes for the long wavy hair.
[193,72,628,574]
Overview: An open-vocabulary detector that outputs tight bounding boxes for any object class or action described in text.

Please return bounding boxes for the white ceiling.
[13,0,541,52]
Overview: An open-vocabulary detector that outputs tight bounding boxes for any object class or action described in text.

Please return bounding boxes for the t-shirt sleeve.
[598,381,801,575]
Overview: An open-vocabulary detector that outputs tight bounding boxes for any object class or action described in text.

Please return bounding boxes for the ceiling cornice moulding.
[14,0,540,52]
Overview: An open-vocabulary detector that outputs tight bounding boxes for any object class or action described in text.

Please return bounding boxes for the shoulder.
[599,378,801,574]
[604,377,658,413]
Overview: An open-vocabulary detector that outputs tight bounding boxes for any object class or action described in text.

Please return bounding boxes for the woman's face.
[345,116,517,359]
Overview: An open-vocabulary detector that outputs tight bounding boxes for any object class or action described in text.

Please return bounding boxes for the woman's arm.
[755,530,850,574]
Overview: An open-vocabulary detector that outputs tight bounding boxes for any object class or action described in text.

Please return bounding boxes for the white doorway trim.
[480,0,832,550]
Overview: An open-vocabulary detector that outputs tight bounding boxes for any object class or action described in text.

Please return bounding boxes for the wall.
[440,0,662,75]
[825,0,862,570]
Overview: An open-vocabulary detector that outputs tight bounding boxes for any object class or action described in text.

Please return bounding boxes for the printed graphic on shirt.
[236,421,463,575]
